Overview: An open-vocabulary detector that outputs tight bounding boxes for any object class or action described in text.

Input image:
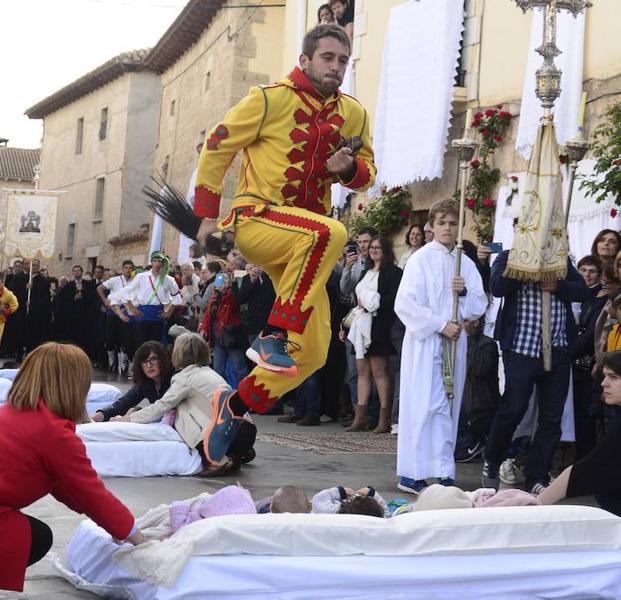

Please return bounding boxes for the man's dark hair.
[132,341,173,387]
[329,0,348,7]
[95,264,104,272]
[357,226,379,238]
[192,261,202,270]
[302,23,351,59]
[603,351,621,377]
[122,259,134,268]
[206,261,223,274]
[339,495,384,518]
[577,255,602,273]
[72,264,83,272]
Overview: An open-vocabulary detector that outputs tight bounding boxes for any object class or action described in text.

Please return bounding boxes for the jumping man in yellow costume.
[194,24,376,463]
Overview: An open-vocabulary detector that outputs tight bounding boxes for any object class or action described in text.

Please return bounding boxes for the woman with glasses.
[96,334,256,477]
[90,341,173,422]
[345,235,402,433]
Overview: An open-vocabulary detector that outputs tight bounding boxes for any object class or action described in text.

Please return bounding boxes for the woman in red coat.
[0,342,144,592]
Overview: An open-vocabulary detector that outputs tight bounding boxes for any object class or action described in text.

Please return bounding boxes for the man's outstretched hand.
[196,218,218,250]
[327,147,356,180]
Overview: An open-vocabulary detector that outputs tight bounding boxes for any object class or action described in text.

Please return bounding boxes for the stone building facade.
[26,51,160,274]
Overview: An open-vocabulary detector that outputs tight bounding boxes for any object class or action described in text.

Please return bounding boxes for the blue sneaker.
[203,388,243,464]
[438,477,456,487]
[246,331,298,377]
[397,477,428,495]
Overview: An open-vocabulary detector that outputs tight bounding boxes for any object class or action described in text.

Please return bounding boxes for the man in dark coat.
[56,265,97,356]
[24,259,52,352]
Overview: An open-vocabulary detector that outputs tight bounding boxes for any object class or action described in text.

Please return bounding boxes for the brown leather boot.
[344,404,368,432]
[372,407,392,434]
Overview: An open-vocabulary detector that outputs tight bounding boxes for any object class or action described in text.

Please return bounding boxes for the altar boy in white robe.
[395,199,488,494]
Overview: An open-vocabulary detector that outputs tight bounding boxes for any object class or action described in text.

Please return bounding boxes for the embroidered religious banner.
[504,123,568,282]
[4,191,58,258]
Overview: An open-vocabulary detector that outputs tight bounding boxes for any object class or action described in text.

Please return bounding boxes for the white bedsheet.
[61,520,621,600]
[0,378,121,408]
[77,423,202,477]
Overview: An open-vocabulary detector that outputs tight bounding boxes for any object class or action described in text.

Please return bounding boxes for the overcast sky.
[1,0,187,148]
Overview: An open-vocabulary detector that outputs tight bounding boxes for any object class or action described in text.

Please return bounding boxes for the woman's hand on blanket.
[441,322,462,342]
[127,530,145,545]
[110,414,131,422]
[90,412,104,422]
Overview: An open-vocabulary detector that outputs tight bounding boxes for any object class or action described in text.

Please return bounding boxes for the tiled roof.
[0,147,40,182]
[143,0,226,73]
[25,49,151,119]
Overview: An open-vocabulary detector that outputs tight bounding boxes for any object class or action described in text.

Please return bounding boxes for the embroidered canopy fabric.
[515,8,585,160]
[505,123,568,282]
[371,0,464,191]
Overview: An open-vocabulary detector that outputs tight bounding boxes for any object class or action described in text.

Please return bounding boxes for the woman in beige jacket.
[118,333,256,477]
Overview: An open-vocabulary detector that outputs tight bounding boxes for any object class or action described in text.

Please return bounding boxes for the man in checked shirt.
[481,248,588,496]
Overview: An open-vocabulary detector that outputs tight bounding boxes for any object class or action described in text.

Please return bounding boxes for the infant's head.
[271,486,311,513]
[339,494,384,518]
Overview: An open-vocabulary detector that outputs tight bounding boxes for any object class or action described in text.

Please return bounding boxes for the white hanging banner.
[4,191,58,259]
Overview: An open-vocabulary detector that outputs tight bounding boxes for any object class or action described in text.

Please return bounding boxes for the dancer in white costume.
[395,199,487,494]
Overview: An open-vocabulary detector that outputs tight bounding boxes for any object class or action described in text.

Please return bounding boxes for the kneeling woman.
[538,350,621,515]
[113,332,256,477]
[0,343,143,593]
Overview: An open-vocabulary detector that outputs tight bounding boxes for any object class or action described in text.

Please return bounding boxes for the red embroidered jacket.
[194,66,376,219]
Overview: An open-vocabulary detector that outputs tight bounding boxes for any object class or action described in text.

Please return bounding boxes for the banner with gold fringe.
[504,122,567,282]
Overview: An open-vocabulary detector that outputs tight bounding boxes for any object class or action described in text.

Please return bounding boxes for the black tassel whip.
[143,176,234,258]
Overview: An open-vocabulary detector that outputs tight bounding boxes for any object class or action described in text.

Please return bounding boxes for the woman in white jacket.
[118,332,256,477]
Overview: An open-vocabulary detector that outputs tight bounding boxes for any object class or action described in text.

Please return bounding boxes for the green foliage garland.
[580,102,621,215]
[458,106,513,241]
[348,186,412,237]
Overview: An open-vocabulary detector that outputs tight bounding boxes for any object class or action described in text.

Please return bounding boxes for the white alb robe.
[395,240,488,481]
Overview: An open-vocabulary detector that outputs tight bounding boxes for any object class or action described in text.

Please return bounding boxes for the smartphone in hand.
[485,242,503,254]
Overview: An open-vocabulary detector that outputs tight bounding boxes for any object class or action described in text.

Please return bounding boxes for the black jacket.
[98,370,174,421]
[571,284,607,360]
[491,250,589,352]
[462,332,500,435]
[236,273,276,336]
[355,263,403,346]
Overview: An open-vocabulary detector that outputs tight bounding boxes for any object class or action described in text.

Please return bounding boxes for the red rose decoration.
[399,210,409,219]
[357,203,364,211]
[612,159,620,166]
[494,134,503,142]
[484,109,496,117]
[466,199,476,209]
[470,159,481,169]
[482,197,496,208]
[510,175,519,182]
[499,111,512,120]
[611,208,619,219]
[481,129,491,138]
[473,111,484,120]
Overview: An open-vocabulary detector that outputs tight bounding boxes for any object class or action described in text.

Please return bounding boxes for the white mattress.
[77,422,203,477]
[61,520,621,600]
[0,378,122,410]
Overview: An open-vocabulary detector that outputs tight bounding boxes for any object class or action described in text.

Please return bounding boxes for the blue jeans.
[484,348,570,489]
[212,344,248,387]
[293,371,322,418]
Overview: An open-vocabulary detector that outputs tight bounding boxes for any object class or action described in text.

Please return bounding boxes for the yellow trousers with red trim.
[233,205,347,412]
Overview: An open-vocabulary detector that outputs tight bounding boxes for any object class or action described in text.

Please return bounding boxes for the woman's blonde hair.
[171,333,211,369]
[8,342,91,423]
